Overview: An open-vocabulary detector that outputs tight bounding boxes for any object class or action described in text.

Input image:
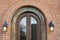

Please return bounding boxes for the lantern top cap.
[3,21,8,27]
[49,21,54,27]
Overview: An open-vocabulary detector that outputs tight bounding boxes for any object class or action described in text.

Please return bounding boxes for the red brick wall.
[0,0,60,40]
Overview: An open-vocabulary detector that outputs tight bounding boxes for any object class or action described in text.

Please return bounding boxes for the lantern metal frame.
[3,21,8,32]
[49,21,54,32]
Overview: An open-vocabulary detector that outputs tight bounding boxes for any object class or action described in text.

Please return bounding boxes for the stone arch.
[11,6,47,40]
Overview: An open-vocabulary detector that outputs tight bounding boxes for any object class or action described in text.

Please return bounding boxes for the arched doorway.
[11,6,46,40]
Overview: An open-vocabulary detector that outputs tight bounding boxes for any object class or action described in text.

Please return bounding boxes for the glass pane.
[20,17,26,40]
[31,17,37,40]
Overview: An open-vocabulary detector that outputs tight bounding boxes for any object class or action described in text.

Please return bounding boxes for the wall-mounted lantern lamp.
[3,21,8,32]
[49,21,54,32]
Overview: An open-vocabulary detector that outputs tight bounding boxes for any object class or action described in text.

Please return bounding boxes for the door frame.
[11,6,47,40]
[16,12,42,40]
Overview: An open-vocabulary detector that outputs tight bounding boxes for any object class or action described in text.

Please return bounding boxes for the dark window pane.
[31,17,37,40]
[20,17,26,40]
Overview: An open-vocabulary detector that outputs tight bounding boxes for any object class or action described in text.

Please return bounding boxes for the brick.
[0,0,60,40]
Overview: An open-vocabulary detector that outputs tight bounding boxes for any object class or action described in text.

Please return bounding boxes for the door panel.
[31,17,37,40]
[20,17,26,40]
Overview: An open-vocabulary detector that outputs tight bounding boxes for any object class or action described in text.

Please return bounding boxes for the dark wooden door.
[16,12,41,40]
